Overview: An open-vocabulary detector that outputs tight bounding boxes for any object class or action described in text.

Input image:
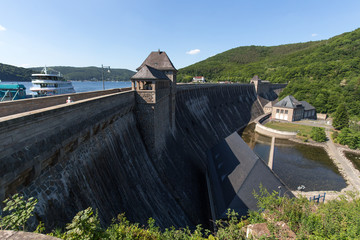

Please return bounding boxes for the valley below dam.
[240,123,347,192]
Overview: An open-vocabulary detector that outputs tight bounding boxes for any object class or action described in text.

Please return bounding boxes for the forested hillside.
[0,65,134,82]
[178,28,360,117]
[0,63,34,82]
[31,66,135,81]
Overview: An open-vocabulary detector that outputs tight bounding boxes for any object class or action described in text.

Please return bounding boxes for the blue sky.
[1,0,360,71]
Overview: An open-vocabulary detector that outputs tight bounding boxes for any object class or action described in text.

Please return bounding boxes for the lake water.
[6,81,132,95]
[240,123,347,192]
[344,151,360,171]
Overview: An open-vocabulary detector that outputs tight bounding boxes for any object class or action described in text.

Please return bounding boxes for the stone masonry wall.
[1,83,267,231]
[0,88,131,118]
[0,90,135,202]
[19,111,190,230]
[150,84,265,228]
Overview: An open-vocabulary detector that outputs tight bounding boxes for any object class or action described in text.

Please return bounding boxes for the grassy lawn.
[264,121,314,137]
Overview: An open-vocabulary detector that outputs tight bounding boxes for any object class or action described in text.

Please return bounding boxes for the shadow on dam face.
[3,84,267,230]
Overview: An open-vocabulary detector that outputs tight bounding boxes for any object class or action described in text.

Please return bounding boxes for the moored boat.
[0,83,27,101]
[30,67,75,96]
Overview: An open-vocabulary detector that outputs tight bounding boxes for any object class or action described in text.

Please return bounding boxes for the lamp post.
[101,64,111,90]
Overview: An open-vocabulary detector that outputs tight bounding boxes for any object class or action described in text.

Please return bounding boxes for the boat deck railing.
[0,89,21,102]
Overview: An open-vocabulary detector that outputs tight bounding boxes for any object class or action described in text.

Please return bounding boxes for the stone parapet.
[0,88,131,118]
[0,230,61,240]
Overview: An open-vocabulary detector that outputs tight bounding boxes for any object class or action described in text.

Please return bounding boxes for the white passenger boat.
[30,67,75,96]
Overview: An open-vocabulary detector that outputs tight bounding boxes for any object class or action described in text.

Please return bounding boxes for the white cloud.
[186,49,200,55]
[0,25,6,31]
[311,33,318,37]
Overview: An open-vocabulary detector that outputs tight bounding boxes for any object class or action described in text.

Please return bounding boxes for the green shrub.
[0,193,38,231]
[63,207,106,240]
[310,127,327,142]
[3,189,360,239]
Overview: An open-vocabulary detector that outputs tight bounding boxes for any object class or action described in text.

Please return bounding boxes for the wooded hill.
[0,63,33,82]
[178,28,360,117]
[0,64,135,82]
[30,66,135,82]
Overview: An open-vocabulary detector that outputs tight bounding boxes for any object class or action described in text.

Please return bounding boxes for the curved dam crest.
[1,83,268,230]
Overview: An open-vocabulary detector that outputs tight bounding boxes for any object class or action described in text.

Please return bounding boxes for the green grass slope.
[178,28,360,117]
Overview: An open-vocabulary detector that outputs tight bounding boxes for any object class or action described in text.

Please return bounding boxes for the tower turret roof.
[136,51,177,72]
[131,65,170,80]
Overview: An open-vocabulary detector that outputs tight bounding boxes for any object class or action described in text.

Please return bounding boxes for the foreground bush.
[0,194,37,231]
[2,189,360,239]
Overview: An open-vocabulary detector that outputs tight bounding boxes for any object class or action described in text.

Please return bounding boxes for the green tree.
[333,103,349,130]
[314,93,328,113]
[337,128,360,149]
[310,127,327,142]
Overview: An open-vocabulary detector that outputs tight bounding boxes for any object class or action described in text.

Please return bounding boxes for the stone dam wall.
[0,84,264,230]
[138,84,264,228]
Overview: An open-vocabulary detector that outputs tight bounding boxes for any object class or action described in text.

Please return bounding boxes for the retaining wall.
[255,123,297,139]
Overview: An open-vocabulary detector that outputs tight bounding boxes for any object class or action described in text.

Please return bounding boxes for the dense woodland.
[178,28,360,119]
[0,65,135,82]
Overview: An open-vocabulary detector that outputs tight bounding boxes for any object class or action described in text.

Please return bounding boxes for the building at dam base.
[0,51,289,230]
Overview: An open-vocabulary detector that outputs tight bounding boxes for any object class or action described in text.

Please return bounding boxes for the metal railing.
[1,90,10,102]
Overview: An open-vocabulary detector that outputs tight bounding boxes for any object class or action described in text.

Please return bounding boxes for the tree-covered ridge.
[0,63,34,82]
[0,64,135,82]
[178,28,360,117]
[30,66,135,81]
[178,41,322,83]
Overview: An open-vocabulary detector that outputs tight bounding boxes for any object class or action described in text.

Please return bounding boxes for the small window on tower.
[144,82,152,90]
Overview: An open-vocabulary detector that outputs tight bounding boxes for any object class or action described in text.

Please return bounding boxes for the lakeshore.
[249,116,360,202]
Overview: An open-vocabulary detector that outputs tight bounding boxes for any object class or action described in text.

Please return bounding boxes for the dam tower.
[131,50,177,154]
